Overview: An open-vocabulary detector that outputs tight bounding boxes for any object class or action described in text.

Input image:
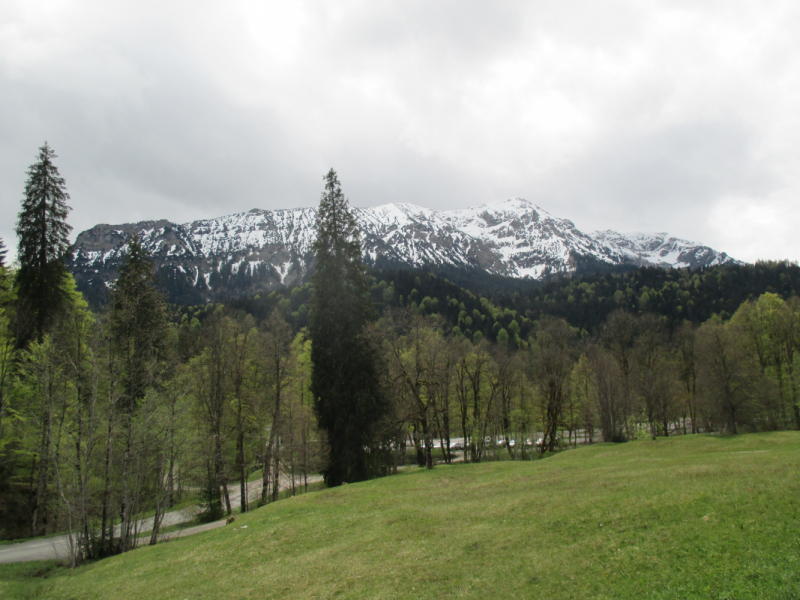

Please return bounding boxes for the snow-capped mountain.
[70,198,737,303]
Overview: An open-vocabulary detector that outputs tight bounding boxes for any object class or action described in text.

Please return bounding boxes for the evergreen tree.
[110,234,169,551]
[111,234,169,409]
[15,143,72,343]
[309,169,386,486]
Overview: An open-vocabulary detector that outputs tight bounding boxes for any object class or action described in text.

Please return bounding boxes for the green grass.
[0,561,66,598]
[2,432,799,599]
[246,468,264,482]
[136,490,202,521]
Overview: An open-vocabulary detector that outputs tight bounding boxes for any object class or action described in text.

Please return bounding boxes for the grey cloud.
[1,0,799,264]
[1,49,313,235]
[540,119,778,238]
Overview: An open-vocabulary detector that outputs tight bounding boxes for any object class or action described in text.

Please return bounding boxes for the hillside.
[495,259,800,333]
[3,433,799,599]
[211,261,800,352]
[69,198,737,306]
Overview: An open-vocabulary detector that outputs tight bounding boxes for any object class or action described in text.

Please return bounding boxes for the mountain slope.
[70,198,737,304]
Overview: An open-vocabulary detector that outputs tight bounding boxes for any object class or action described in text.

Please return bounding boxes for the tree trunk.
[237,430,247,513]
[271,435,282,502]
[100,398,115,554]
[31,377,55,537]
[118,416,135,552]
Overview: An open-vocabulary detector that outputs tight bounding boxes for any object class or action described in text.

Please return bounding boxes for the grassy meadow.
[2,432,799,599]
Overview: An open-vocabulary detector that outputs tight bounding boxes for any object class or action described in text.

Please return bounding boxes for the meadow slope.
[2,432,799,599]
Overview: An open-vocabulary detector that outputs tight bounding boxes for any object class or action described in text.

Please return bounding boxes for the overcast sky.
[2,1,799,263]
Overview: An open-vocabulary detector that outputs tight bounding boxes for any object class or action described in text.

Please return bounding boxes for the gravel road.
[0,473,321,564]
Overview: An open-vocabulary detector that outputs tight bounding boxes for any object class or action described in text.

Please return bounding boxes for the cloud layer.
[2,0,799,263]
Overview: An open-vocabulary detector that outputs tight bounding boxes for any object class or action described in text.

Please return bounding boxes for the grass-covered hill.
[3,432,799,599]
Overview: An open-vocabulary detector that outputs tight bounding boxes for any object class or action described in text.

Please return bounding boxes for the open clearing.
[2,432,799,599]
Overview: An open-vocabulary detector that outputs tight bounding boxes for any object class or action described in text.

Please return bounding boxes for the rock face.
[70,198,738,303]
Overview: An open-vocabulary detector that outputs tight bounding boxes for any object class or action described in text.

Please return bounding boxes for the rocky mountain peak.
[70,199,739,305]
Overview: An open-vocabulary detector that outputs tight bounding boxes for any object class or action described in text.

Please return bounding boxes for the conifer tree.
[15,143,72,343]
[110,234,169,550]
[309,169,386,486]
[111,234,169,408]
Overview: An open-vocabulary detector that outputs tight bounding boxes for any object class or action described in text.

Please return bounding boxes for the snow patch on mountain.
[70,197,738,301]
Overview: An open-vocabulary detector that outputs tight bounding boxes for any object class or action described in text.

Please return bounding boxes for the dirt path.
[0,472,322,564]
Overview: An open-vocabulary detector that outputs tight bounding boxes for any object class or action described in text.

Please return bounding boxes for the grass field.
[2,432,799,599]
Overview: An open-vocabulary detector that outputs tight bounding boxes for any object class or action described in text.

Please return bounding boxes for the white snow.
[277,260,293,285]
[76,197,737,286]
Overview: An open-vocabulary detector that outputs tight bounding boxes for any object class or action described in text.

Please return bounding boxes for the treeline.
[0,241,324,560]
[379,291,800,454]
[0,145,323,565]
[496,260,800,332]
[218,260,800,349]
[370,260,800,339]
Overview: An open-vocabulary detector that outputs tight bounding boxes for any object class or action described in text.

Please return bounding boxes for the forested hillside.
[502,260,800,332]
[220,260,800,347]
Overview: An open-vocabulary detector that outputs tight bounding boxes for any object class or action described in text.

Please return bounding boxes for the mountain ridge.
[70,198,738,304]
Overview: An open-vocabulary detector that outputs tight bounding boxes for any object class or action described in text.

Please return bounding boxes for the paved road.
[0,473,321,564]
[0,535,75,564]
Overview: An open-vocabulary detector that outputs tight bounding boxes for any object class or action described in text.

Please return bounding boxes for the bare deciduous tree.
[530,318,575,454]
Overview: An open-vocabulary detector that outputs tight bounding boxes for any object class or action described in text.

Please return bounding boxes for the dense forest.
[220,259,800,347]
[2,149,800,569]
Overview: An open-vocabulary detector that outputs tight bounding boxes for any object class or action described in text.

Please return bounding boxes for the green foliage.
[372,268,535,343]
[496,328,508,345]
[15,143,73,343]
[111,234,170,408]
[497,261,800,333]
[309,170,387,486]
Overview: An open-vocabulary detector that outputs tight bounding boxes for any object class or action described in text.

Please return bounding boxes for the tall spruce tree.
[309,169,386,486]
[111,234,169,410]
[110,234,169,551]
[15,143,72,343]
